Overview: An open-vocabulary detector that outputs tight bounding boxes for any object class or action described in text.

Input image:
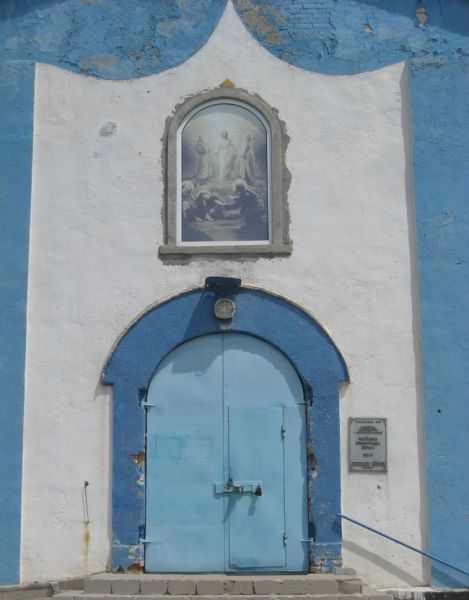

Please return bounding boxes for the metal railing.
[337,513,469,579]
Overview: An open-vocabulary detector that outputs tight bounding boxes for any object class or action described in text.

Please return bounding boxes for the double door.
[145,333,308,572]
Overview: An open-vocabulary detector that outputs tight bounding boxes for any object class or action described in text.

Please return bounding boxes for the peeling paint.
[129,450,145,470]
[127,544,144,567]
[0,1,227,79]
[126,562,144,573]
[234,0,469,75]
[130,450,145,487]
[0,0,468,80]
[235,0,284,45]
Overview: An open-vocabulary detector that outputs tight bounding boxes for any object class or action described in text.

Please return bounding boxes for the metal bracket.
[205,276,241,296]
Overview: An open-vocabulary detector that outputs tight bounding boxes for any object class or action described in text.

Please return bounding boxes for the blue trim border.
[0,60,35,586]
[103,286,348,572]
[411,61,469,589]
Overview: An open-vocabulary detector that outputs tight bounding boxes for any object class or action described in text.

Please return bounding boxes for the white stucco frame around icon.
[159,87,292,258]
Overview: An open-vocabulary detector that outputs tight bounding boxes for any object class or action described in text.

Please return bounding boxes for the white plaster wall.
[22,1,426,587]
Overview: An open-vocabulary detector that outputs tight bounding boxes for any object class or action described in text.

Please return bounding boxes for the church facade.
[1,0,468,591]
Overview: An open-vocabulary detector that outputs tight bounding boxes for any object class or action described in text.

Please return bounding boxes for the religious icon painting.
[178,101,270,245]
[161,88,291,257]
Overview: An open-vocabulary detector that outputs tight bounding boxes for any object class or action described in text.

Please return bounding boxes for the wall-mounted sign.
[349,418,387,472]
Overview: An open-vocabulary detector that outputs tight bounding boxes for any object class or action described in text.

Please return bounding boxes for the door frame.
[103,285,349,573]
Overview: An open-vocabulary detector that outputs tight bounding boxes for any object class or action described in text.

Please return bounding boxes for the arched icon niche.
[160,88,291,258]
[179,100,270,246]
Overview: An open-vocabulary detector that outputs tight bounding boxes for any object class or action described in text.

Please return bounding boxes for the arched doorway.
[103,286,348,573]
[145,333,308,572]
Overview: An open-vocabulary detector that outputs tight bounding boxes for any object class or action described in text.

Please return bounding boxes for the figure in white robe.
[239,133,256,185]
[216,130,237,180]
[195,136,212,182]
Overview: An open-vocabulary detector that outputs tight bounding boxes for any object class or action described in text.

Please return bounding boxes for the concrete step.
[55,594,393,600]
[51,574,393,600]
[79,574,367,596]
[0,582,52,599]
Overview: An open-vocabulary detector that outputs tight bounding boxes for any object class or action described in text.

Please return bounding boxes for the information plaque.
[348,418,387,472]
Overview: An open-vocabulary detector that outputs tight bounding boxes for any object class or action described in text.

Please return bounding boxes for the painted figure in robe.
[239,133,256,185]
[195,136,212,182]
[216,130,237,179]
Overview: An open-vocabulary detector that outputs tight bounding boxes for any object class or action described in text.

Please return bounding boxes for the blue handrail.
[337,513,469,579]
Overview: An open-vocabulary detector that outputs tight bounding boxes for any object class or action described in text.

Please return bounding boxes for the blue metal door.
[145,333,308,572]
[227,405,286,569]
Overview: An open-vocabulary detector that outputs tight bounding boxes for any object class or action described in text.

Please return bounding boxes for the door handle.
[214,480,263,495]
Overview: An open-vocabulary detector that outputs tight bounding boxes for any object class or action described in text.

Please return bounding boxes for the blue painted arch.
[103,286,348,572]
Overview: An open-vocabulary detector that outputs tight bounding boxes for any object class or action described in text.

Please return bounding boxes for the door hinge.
[283,532,288,545]
[281,425,286,439]
[141,401,156,408]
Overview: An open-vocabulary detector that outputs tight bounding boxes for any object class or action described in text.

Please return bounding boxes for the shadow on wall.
[343,539,424,587]
[93,378,113,572]
[398,62,430,587]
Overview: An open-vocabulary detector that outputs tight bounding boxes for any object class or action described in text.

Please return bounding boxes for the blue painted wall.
[1,1,468,79]
[1,0,469,587]
[410,60,469,588]
[0,61,35,585]
[0,0,226,79]
[234,1,469,74]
